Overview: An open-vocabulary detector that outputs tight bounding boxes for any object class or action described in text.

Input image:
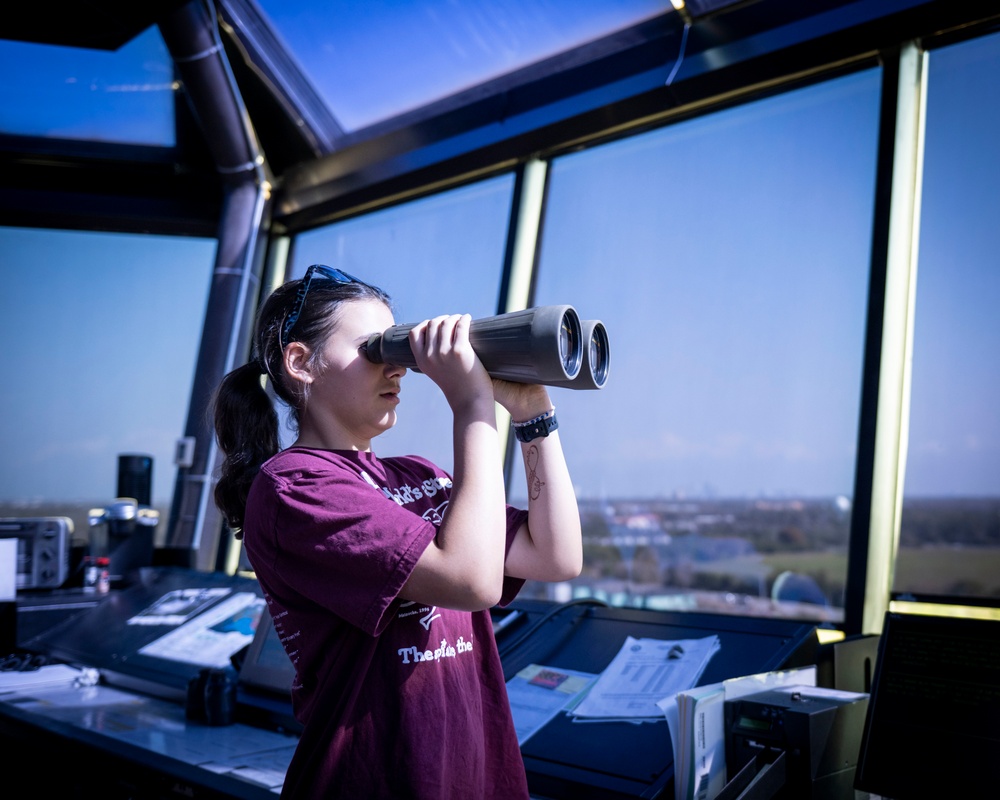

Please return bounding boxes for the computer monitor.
[25,566,265,692]
[238,602,296,698]
[234,602,301,733]
[855,611,1000,798]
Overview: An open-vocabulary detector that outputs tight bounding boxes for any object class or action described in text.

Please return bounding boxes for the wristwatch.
[513,413,558,443]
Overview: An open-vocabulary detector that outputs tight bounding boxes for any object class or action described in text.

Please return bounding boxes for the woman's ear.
[283,342,315,385]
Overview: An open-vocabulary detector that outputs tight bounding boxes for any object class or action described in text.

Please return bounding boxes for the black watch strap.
[513,413,558,443]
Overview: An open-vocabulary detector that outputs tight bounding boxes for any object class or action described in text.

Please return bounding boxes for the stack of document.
[568,635,721,723]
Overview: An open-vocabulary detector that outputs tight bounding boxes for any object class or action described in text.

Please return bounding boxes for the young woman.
[213,265,582,799]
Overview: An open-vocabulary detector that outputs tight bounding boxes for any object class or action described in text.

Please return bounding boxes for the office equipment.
[236,603,295,698]
[725,685,868,799]
[23,567,264,696]
[235,603,301,733]
[87,498,159,587]
[0,516,72,590]
[854,612,1000,799]
[499,598,820,800]
[667,666,817,800]
[2,566,296,797]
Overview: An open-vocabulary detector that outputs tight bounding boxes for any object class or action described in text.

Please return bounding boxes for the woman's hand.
[491,377,554,423]
[409,314,493,412]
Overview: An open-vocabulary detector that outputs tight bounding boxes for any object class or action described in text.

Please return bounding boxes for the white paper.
[771,684,864,702]
[570,635,721,720]
[0,663,82,694]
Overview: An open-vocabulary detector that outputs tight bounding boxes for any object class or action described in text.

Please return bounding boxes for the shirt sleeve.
[267,465,438,636]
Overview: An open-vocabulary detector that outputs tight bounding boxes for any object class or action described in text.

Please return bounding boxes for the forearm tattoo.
[526,444,546,500]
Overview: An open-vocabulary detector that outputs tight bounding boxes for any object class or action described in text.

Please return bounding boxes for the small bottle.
[95,557,111,594]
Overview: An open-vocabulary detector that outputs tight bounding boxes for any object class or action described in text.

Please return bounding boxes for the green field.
[709,546,1000,598]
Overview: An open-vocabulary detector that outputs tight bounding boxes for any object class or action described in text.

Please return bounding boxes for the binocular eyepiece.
[365,305,610,390]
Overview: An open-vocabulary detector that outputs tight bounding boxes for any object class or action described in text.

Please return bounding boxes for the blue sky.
[0,10,997,507]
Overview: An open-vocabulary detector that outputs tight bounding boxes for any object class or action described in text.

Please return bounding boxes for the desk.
[0,681,295,798]
[8,581,824,800]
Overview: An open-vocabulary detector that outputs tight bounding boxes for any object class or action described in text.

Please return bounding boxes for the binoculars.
[365,305,610,390]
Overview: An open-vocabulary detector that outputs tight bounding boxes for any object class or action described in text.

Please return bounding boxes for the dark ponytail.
[213,268,392,535]
[213,361,279,534]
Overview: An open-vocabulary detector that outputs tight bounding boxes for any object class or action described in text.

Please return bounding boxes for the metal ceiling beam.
[0,0,193,50]
[271,0,1000,234]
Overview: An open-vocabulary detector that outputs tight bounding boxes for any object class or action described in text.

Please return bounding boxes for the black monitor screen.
[855,612,1000,798]
[238,602,296,698]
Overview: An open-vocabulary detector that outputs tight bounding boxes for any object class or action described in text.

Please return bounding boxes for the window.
[255,0,670,132]
[898,32,1000,603]
[0,27,175,145]
[0,227,215,546]
[512,69,882,620]
[290,174,516,469]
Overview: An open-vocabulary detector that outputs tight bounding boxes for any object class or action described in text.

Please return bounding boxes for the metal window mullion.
[500,159,550,480]
[863,42,927,634]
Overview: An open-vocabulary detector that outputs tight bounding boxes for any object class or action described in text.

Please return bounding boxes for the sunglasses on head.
[280,264,364,348]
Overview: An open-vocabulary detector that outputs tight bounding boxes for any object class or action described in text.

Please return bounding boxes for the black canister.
[202,666,239,726]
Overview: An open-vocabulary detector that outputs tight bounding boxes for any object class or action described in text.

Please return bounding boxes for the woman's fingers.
[411,314,470,360]
[408,314,492,404]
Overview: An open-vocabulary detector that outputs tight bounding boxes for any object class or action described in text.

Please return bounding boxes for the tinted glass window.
[898,32,1000,602]
[0,227,215,545]
[0,27,175,145]
[256,0,669,132]
[290,174,516,469]
[514,70,881,620]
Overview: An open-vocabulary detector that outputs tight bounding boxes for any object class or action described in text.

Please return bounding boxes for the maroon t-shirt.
[243,447,530,799]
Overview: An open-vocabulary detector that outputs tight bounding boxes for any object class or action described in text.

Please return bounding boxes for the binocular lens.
[588,323,610,386]
[540,319,609,390]
[559,316,580,378]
